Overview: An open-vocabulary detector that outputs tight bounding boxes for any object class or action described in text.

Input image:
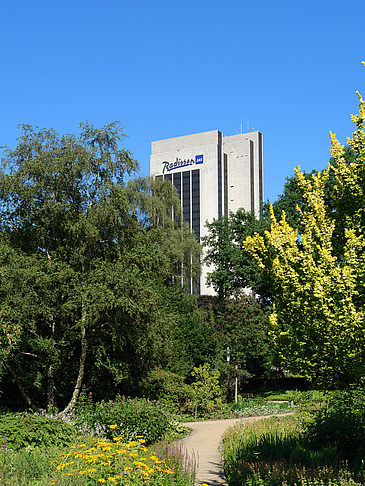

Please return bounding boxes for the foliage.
[304,390,365,466]
[0,445,61,485]
[213,296,272,392]
[49,433,193,485]
[203,209,270,300]
[190,363,223,417]
[0,122,200,412]
[222,415,365,486]
[71,395,170,444]
[155,287,217,377]
[140,368,194,413]
[0,434,196,485]
[0,413,74,451]
[231,399,294,417]
[244,84,365,387]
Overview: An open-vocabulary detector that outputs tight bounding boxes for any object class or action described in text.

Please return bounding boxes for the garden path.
[179,415,286,486]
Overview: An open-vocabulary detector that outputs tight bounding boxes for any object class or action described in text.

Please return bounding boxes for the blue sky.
[1,0,364,203]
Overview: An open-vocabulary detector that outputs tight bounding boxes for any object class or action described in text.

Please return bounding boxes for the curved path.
[179,415,287,486]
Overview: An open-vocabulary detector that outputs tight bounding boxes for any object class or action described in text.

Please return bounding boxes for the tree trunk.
[58,320,87,417]
[46,318,56,412]
[47,363,55,412]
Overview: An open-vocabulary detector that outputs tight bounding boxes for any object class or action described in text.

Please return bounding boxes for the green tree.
[202,209,270,300]
[244,86,365,387]
[214,296,272,381]
[0,122,200,412]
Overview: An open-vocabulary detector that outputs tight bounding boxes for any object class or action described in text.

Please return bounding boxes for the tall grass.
[222,416,365,486]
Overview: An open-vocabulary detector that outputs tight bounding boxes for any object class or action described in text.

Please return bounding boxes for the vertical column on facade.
[250,140,255,213]
[182,171,191,292]
[173,172,181,224]
[217,146,222,219]
[224,153,228,218]
[258,132,263,214]
[191,169,201,294]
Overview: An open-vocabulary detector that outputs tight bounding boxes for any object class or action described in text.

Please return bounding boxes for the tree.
[202,209,270,300]
[210,296,272,400]
[0,122,200,412]
[244,85,365,387]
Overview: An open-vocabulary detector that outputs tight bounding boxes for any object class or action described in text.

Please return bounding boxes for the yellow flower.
[107,478,116,482]
[98,480,106,484]
[109,424,118,429]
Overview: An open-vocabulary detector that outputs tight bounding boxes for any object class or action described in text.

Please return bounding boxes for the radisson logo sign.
[162,154,204,174]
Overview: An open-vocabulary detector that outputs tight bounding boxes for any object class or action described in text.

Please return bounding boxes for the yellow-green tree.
[244,73,365,386]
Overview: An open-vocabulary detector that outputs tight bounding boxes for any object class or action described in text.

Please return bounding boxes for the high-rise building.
[150,129,263,295]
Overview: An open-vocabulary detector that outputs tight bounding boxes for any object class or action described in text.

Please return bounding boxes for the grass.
[222,415,365,486]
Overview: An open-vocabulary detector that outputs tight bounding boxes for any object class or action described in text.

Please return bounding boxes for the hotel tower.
[150,129,263,295]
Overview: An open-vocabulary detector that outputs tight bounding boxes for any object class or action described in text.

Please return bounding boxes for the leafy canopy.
[244,77,365,387]
[0,122,200,412]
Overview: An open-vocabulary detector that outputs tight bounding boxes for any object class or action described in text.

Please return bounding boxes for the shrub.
[71,395,170,444]
[140,368,194,412]
[190,363,223,418]
[0,413,74,451]
[304,389,365,463]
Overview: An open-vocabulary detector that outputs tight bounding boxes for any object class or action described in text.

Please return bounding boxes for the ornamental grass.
[222,416,365,486]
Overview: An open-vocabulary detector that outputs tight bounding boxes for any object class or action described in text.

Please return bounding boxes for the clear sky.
[1,0,364,203]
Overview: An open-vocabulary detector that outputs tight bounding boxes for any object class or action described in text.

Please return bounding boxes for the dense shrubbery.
[0,413,74,451]
[305,390,365,466]
[141,368,194,412]
[70,394,171,444]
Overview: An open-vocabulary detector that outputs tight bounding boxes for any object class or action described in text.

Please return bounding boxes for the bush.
[190,363,223,418]
[0,413,74,451]
[304,389,365,463]
[71,395,170,444]
[140,368,194,412]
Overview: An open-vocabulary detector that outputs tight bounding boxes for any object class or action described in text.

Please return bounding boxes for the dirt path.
[179,415,289,486]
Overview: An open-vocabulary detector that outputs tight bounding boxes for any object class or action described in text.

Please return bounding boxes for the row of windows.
[157,170,200,241]
[156,169,201,294]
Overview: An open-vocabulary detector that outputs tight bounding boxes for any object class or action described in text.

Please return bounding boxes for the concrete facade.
[150,129,263,295]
